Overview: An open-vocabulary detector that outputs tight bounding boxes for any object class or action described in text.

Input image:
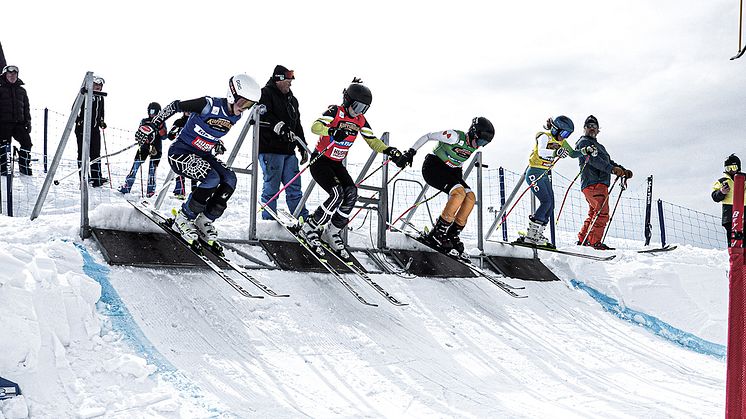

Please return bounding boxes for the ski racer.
[515,116,597,247]
[135,74,261,247]
[297,78,403,259]
[392,117,495,257]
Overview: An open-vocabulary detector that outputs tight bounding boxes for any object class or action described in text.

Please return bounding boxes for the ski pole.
[556,156,589,223]
[101,128,113,189]
[345,165,407,226]
[580,175,620,246]
[53,142,139,185]
[257,140,334,214]
[492,157,561,231]
[600,177,628,244]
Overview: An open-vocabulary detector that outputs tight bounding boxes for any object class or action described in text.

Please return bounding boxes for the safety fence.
[0,106,726,250]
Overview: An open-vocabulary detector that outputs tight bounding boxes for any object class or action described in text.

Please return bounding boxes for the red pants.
[578,183,609,245]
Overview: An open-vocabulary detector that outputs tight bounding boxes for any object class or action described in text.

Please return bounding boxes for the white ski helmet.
[227,74,261,105]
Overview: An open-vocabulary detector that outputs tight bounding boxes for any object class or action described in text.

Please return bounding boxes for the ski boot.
[298,217,324,256]
[515,217,551,247]
[425,216,453,252]
[172,208,199,247]
[445,222,468,260]
[195,213,223,256]
[322,223,350,259]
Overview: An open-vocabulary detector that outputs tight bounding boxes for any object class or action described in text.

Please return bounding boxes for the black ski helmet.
[147,102,161,116]
[342,79,372,116]
[725,154,741,172]
[551,115,574,138]
[468,117,495,147]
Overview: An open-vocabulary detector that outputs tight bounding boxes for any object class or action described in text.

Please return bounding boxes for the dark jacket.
[75,94,105,130]
[258,80,306,155]
[0,77,30,125]
[576,135,624,190]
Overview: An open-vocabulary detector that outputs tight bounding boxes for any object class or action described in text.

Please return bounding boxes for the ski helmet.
[147,102,161,116]
[227,74,261,105]
[468,117,495,147]
[342,80,372,117]
[551,115,574,139]
[725,154,741,172]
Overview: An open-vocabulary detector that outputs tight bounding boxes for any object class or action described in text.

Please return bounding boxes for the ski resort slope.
[0,206,727,418]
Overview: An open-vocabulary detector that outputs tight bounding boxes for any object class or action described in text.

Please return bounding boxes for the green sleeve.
[562,140,582,158]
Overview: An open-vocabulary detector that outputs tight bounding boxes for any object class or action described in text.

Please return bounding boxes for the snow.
[0,186,730,418]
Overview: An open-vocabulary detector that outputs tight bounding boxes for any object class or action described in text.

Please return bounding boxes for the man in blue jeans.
[258,65,309,220]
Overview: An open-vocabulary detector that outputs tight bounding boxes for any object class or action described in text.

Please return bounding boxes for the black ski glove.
[392,148,416,168]
[135,123,158,145]
[328,127,356,142]
[383,146,403,164]
[214,141,226,155]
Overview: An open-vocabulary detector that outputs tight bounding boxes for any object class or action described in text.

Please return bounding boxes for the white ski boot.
[517,218,552,247]
[195,213,219,245]
[172,209,199,245]
[299,218,324,255]
[321,223,349,259]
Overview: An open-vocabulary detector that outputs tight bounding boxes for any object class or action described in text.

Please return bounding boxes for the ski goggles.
[558,129,573,139]
[274,70,295,81]
[93,77,105,85]
[3,65,18,73]
[475,137,491,147]
[726,164,740,172]
[349,100,369,116]
[235,97,256,111]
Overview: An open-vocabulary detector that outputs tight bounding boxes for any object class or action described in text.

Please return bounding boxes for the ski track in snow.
[0,201,728,418]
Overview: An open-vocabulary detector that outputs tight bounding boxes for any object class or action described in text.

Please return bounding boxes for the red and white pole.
[727,173,745,418]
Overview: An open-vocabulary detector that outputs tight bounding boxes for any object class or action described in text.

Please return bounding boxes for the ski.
[128,201,264,299]
[262,206,377,307]
[638,245,677,254]
[506,240,617,261]
[388,222,526,298]
[277,210,408,306]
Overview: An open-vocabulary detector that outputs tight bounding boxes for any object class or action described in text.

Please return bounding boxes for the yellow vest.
[713,176,744,205]
[528,132,563,169]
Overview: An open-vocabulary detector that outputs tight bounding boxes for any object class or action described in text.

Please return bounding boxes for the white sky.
[4,0,745,214]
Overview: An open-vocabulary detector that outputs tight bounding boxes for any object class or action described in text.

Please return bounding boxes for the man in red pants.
[575,115,632,250]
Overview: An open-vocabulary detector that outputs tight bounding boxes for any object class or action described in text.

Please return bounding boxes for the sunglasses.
[4,65,18,73]
[349,100,369,116]
[275,70,295,81]
[726,164,740,172]
[93,77,105,85]
[585,123,599,130]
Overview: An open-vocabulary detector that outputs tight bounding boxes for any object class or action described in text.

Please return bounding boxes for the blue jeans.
[259,153,309,220]
[526,167,554,224]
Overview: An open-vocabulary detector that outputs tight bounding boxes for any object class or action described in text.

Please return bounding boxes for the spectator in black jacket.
[0,65,32,175]
[258,65,309,220]
[712,154,744,246]
[75,76,107,187]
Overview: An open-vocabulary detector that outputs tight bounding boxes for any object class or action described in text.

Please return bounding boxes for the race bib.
[331,147,348,160]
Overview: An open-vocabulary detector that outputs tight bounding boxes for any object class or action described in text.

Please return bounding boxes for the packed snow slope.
[0,201,728,418]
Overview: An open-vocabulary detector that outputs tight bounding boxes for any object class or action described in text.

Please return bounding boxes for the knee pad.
[454,191,476,226]
[441,185,466,223]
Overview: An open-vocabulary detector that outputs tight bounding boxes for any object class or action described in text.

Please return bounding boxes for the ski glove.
[624,169,633,179]
[214,141,226,155]
[273,121,295,141]
[135,123,158,145]
[580,144,598,157]
[611,166,625,177]
[327,127,356,142]
[383,146,402,160]
[392,148,416,168]
[556,147,569,158]
[298,146,309,165]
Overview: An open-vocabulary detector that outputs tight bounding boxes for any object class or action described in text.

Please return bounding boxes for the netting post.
[644,175,653,246]
[43,107,49,173]
[499,167,508,241]
[726,173,745,418]
[657,199,667,247]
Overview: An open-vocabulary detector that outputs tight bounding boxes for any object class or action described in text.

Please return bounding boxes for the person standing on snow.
[75,76,107,186]
[297,78,403,259]
[135,74,261,247]
[257,65,310,221]
[712,154,743,247]
[393,117,495,258]
[0,65,32,176]
[514,116,597,248]
[575,115,632,250]
[119,102,168,197]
